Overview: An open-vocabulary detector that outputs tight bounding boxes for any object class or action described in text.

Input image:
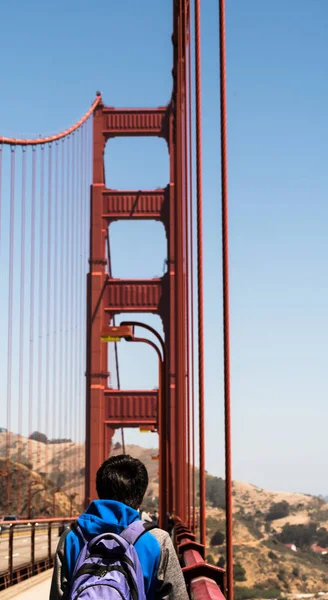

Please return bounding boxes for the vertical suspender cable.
[64,137,70,454]
[18,148,27,512]
[69,133,75,484]
[188,19,196,534]
[28,148,37,497]
[52,142,59,508]
[71,132,77,498]
[6,147,16,513]
[81,124,87,504]
[194,0,206,548]
[45,144,53,480]
[0,144,2,255]
[59,140,65,460]
[184,3,191,528]
[218,1,233,597]
[37,146,45,474]
[78,126,85,506]
[73,129,80,501]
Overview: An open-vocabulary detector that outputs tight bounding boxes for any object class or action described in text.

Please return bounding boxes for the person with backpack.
[50,454,189,599]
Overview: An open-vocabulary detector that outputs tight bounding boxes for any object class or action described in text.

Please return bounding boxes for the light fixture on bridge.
[100,325,133,342]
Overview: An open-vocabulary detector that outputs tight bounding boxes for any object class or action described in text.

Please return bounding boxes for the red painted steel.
[104,390,158,425]
[171,0,189,523]
[218,2,234,599]
[105,278,163,313]
[188,29,197,534]
[103,107,168,139]
[190,579,226,600]
[194,0,206,549]
[103,188,167,221]
[118,320,168,529]
[86,0,192,527]
[176,521,226,600]
[0,96,101,145]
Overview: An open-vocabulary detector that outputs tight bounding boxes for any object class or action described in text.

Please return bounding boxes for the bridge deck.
[0,571,51,600]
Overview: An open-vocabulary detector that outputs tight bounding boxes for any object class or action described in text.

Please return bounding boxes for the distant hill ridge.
[1,433,328,596]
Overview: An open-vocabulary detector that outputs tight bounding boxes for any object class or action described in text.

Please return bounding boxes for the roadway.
[0,570,52,600]
[0,530,59,573]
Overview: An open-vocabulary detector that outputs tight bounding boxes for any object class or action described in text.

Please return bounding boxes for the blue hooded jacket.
[63,499,161,598]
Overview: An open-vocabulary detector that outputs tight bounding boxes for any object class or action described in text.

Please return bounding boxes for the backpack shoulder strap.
[120,520,156,546]
[71,521,88,544]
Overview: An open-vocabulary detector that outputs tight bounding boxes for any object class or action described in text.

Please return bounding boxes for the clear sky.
[0,0,328,496]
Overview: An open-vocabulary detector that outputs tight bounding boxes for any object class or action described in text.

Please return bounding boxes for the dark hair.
[96,455,149,509]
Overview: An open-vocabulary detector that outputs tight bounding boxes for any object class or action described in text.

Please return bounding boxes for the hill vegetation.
[1,432,328,597]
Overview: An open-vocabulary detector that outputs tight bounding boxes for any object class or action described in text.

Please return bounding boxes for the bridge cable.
[183,2,191,529]
[188,14,197,535]
[45,144,53,486]
[218,0,234,598]
[37,146,45,470]
[28,148,37,508]
[17,148,27,512]
[52,141,60,511]
[194,0,206,548]
[0,96,101,146]
[6,147,16,513]
[0,144,2,255]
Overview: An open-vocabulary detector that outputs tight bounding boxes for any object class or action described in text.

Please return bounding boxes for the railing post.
[31,523,36,575]
[8,525,14,586]
[48,522,52,562]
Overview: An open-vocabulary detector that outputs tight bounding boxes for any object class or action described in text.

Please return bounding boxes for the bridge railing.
[175,522,226,600]
[0,517,76,590]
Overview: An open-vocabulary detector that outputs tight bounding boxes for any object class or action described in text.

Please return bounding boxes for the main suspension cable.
[0,96,102,146]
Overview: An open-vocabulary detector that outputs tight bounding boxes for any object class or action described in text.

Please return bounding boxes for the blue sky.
[1,0,328,496]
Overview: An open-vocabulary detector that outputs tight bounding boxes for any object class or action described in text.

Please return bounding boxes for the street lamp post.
[101,324,168,530]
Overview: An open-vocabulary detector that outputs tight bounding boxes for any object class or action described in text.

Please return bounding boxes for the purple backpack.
[67,520,154,600]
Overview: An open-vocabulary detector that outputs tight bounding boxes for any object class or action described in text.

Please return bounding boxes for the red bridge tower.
[86,2,190,523]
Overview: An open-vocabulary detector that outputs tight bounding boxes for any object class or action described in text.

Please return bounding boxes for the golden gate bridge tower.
[0,2,233,598]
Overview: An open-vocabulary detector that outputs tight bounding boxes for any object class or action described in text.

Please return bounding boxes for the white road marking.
[4,553,19,558]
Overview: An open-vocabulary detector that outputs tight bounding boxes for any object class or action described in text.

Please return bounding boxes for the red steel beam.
[103,188,168,221]
[102,107,169,139]
[104,389,158,425]
[105,278,163,313]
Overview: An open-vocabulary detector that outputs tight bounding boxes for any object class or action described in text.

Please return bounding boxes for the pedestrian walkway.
[0,570,52,600]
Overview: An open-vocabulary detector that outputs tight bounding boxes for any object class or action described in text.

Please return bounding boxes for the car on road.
[0,515,19,533]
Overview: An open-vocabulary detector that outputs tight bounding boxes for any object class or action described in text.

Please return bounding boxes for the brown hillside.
[2,433,328,596]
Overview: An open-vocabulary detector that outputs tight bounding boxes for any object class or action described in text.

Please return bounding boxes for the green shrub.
[210,530,225,546]
[234,562,247,582]
[206,554,215,565]
[278,568,287,582]
[206,475,225,509]
[234,586,281,600]
[279,523,317,547]
[265,501,290,522]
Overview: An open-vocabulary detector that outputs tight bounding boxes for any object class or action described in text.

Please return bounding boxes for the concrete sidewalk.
[0,570,52,599]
